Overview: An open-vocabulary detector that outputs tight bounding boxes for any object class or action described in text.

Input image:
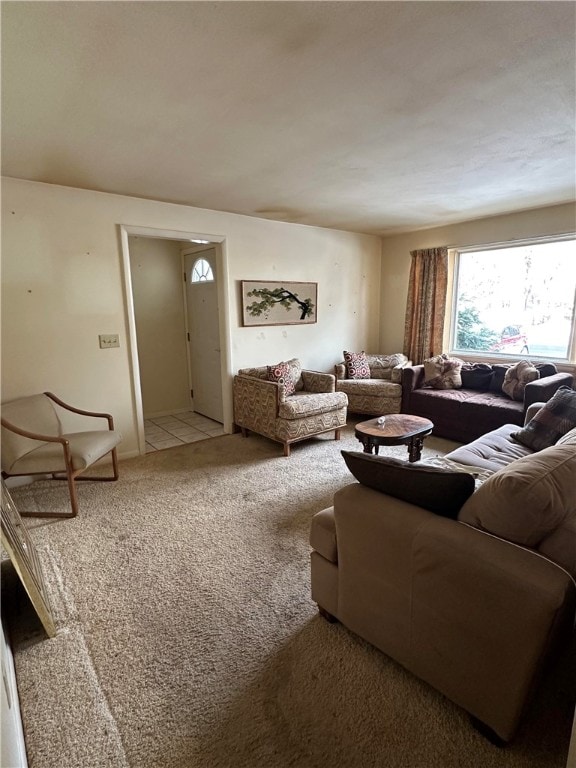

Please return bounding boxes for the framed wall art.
[241,281,318,326]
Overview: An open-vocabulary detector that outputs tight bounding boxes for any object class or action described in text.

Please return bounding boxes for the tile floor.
[144,411,226,452]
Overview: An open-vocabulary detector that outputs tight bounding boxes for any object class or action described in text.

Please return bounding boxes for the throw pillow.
[267,360,300,396]
[460,363,494,390]
[511,386,576,451]
[489,364,510,392]
[341,450,475,518]
[501,360,539,401]
[343,351,370,379]
[458,444,576,550]
[282,357,304,391]
[423,353,463,390]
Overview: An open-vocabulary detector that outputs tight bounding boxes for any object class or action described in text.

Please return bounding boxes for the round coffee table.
[354,414,434,462]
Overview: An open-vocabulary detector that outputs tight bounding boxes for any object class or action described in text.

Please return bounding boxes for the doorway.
[120,225,232,456]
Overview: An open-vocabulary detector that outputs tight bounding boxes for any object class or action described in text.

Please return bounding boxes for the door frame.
[119,224,232,455]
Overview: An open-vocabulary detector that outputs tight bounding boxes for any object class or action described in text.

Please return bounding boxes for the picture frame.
[241,281,318,327]
[1,480,57,638]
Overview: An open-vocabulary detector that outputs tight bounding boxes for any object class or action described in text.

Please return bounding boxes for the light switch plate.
[99,334,120,349]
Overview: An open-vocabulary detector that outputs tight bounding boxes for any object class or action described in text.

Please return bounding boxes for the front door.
[184,248,224,423]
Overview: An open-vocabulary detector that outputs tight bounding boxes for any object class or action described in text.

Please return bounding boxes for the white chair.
[1,392,122,518]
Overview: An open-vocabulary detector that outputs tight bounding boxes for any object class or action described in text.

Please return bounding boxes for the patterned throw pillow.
[512,386,576,451]
[423,353,463,390]
[267,361,297,395]
[343,351,370,379]
[501,360,539,400]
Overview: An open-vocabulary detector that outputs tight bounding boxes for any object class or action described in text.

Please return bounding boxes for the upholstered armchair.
[1,392,122,518]
[334,352,411,416]
[233,359,348,456]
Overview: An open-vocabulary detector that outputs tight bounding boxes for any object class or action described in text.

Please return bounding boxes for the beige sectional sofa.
[310,400,576,743]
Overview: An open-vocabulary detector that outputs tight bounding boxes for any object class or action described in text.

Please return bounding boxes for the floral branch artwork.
[241,281,317,326]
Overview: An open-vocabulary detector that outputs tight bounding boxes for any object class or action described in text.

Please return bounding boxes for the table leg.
[408,436,424,462]
[361,437,375,454]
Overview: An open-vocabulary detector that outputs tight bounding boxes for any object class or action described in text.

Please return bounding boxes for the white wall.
[128,236,190,418]
[379,202,576,353]
[1,178,381,457]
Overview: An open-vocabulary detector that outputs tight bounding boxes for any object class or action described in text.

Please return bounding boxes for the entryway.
[120,225,232,456]
[144,411,225,452]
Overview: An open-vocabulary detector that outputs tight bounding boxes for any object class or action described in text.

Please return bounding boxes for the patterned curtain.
[403,247,448,364]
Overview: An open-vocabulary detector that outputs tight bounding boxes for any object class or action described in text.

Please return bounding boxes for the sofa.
[400,359,573,443]
[233,358,348,456]
[334,353,410,416]
[309,397,576,743]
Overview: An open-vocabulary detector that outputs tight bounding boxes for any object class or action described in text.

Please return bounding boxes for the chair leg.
[241,427,249,438]
[111,447,119,480]
[66,471,80,517]
[283,442,291,457]
[334,429,342,441]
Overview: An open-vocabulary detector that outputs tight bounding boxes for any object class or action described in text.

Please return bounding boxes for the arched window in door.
[191,258,214,283]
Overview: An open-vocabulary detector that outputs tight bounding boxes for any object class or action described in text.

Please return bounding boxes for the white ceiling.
[2,1,575,235]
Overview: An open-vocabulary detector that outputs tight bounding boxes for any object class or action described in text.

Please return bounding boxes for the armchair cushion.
[278,391,347,420]
[341,450,475,518]
[6,430,122,475]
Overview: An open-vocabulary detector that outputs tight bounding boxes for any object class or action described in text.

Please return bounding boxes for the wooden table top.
[354,414,433,440]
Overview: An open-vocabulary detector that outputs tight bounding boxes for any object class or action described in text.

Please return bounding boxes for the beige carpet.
[5,425,574,768]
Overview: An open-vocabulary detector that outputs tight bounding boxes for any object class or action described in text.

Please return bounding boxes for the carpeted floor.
[4,425,574,768]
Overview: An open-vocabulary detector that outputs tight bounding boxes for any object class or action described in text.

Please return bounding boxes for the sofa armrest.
[400,365,425,411]
[302,370,336,393]
[523,372,574,411]
[334,363,346,381]
[331,482,576,741]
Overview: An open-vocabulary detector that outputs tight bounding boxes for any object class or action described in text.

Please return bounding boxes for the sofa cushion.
[502,360,539,401]
[343,351,370,379]
[445,424,533,473]
[512,386,576,451]
[336,379,401,398]
[341,450,475,518]
[423,354,463,390]
[458,444,576,553]
[460,363,494,390]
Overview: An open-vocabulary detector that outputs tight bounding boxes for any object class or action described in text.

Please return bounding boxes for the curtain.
[403,247,448,364]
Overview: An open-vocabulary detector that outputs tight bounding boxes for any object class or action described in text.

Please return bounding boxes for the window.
[191,258,214,283]
[450,236,576,362]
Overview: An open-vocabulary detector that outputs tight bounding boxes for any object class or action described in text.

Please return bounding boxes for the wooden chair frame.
[1,392,119,519]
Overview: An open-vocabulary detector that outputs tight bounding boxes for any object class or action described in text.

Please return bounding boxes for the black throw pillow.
[460,363,494,390]
[341,451,475,519]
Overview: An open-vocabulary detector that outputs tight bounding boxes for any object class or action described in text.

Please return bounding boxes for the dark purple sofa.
[400,362,573,443]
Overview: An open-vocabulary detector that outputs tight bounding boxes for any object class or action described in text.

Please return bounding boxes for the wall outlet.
[99,334,120,349]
